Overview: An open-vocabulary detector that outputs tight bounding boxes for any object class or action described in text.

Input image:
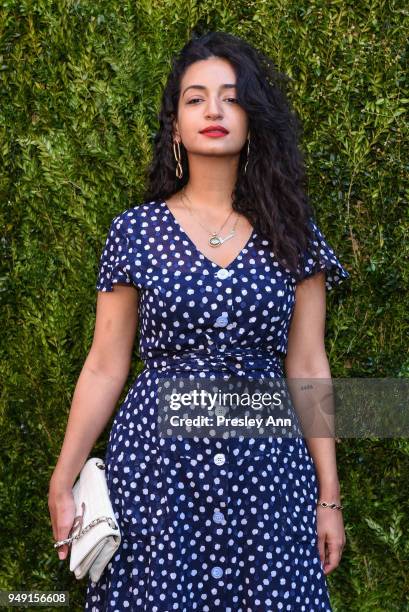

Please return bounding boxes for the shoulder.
[110,199,163,236]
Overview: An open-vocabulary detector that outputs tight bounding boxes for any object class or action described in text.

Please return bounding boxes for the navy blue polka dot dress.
[85,200,350,611]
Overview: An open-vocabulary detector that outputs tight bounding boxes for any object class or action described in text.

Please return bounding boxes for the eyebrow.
[182,83,237,97]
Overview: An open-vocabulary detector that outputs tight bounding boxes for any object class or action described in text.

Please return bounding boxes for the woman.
[49,31,349,611]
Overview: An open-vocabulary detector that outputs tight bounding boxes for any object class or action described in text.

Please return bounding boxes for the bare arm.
[50,283,139,490]
[284,271,340,500]
[284,271,345,574]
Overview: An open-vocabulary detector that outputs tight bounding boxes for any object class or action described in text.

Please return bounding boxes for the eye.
[186,97,238,105]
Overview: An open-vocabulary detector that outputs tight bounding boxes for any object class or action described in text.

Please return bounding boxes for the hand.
[48,480,76,561]
[316,505,346,575]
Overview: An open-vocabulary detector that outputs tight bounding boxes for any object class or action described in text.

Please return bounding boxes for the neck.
[182,154,239,212]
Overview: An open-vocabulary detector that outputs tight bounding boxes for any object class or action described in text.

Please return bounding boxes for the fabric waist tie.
[142,348,284,377]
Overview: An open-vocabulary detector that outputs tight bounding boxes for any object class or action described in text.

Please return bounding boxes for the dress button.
[211,566,224,579]
[215,405,227,417]
[216,268,229,280]
[214,314,229,328]
[213,511,224,524]
[214,453,226,466]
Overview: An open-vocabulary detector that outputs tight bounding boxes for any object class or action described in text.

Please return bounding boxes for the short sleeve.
[96,215,134,292]
[298,217,350,291]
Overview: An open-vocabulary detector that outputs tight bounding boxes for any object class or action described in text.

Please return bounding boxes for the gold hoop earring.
[173,139,183,179]
[244,132,250,175]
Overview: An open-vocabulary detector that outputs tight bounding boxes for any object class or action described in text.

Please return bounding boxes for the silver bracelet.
[317,500,343,510]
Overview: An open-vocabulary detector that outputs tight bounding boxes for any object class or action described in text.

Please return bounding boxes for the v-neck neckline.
[161,199,257,271]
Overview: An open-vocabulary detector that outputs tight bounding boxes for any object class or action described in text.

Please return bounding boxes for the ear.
[172,115,180,141]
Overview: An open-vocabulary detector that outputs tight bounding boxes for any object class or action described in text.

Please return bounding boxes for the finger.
[323,545,341,575]
[55,536,69,560]
[57,543,68,560]
[317,535,326,569]
[56,520,74,560]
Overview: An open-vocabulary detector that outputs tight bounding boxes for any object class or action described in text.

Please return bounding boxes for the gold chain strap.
[53,461,119,549]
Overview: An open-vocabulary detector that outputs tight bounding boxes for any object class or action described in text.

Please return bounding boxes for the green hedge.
[1,1,408,610]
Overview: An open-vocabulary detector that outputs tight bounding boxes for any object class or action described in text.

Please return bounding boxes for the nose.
[204,96,223,118]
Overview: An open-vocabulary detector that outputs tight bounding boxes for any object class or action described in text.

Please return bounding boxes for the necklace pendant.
[209,230,236,247]
[209,235,222,247]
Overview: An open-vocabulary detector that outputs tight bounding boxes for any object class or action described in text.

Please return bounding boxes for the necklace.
[180,186,240,248]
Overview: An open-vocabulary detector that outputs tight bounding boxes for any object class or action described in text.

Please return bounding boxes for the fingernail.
[58,551,65,559]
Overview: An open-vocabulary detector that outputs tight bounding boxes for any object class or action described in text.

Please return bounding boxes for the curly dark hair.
[143,30,316,278]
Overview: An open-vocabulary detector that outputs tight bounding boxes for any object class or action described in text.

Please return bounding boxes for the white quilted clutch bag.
[67,458,121,582]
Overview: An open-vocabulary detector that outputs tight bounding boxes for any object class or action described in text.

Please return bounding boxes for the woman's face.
[173,56,249,158]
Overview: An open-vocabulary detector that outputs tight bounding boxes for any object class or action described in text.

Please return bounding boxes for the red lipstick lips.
[199,125,229,137]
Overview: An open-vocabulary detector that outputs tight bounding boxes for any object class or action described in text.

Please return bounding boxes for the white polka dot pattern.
[85,200,349,610]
